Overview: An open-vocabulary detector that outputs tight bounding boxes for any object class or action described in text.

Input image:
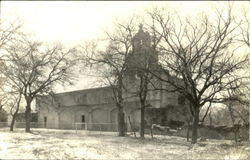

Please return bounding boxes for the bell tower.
[132,24,152,54]
[125,24,158,81]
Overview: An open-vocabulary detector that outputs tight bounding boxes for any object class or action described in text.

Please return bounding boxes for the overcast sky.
[1,1,213,46]
[1,1,249,93]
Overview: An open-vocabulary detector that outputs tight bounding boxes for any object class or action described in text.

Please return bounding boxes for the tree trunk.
[228,103,238,142]
[191,107,199,144]
[10,93,22,132]
[25,103,31,132]
[10,112,18,131]
[139,71,148,139]
[150,125,153,139]
[234,128,238,143]
[209,111,212,125]
[140,103,145,138]
[186,119,190,142]
[117,75,126,136]
[118,106,125,136]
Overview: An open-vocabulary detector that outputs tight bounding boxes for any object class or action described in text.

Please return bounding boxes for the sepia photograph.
[0,1,250,159]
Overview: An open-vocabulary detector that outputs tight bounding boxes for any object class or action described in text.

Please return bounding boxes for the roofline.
[55,85,112,95]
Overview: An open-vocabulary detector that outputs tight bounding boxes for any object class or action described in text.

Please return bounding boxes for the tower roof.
[139,24,143,31]
[132,24,151,45]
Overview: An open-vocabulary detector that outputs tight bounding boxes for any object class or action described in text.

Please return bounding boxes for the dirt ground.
[0,128,250,159]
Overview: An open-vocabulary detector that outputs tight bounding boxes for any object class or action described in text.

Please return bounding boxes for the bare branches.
[0,20,23,52]
[148,5,248,108]
[146,5,248,144]
[82,17,139,93]
[80,17,140,136]
[238,8,250,47]
[7,41,75,97]
[0,33,77,132]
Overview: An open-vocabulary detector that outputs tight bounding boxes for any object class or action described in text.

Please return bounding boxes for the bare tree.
[8,91,23,131]
[0,86,23,131]
[147,7,249,144]
[127,62,152,138]
[82,18,137,136]
[3,36,76,132]
[0,52,25,131]
[226,93,248,142]
[0,20,22,52]
[222,76,250,142]
[122,19,164,138]
[238,6,250,140]
[138,69,150,138]
[238,6,250,47]
[0,20,24,130]
[126,47,156,138]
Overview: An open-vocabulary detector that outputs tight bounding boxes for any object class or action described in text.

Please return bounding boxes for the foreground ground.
[0,128,250,159]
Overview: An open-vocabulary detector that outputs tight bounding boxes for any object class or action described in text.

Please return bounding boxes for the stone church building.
[36,25,188,131]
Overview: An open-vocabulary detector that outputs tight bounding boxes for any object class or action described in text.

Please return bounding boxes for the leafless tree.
[238,6,250,140]
[0,72,24,131]
[0,20,23,52]
[237,5,250,102]
[122,18,164,138]
[8,92,23,131]
[82,18,137,136]
[2,36,77,132]
[0,20,24,130]
[126,47,157,138]
[0,86,23,131]
[222,77,250,142]
[0,20,23,91]
[238,6,250,47]
[147,6,249,144]
[126,62,152,138]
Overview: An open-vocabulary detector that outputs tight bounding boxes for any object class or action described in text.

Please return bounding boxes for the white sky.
[1,1,249,93]
[1,1,223,47]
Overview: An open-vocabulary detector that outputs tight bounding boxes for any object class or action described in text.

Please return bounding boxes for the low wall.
[14,122,44,128]
[0,122,8,128]
[172,124,249,140]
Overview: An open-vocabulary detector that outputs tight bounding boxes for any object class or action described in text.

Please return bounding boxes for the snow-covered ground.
[0,128,250,159]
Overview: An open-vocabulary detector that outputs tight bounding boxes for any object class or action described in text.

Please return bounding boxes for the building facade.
[36,25,188,131]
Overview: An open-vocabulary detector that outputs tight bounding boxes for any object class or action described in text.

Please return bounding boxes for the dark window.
[44,116,47,128]
[81,115,85,129]
[81,115,85,123]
